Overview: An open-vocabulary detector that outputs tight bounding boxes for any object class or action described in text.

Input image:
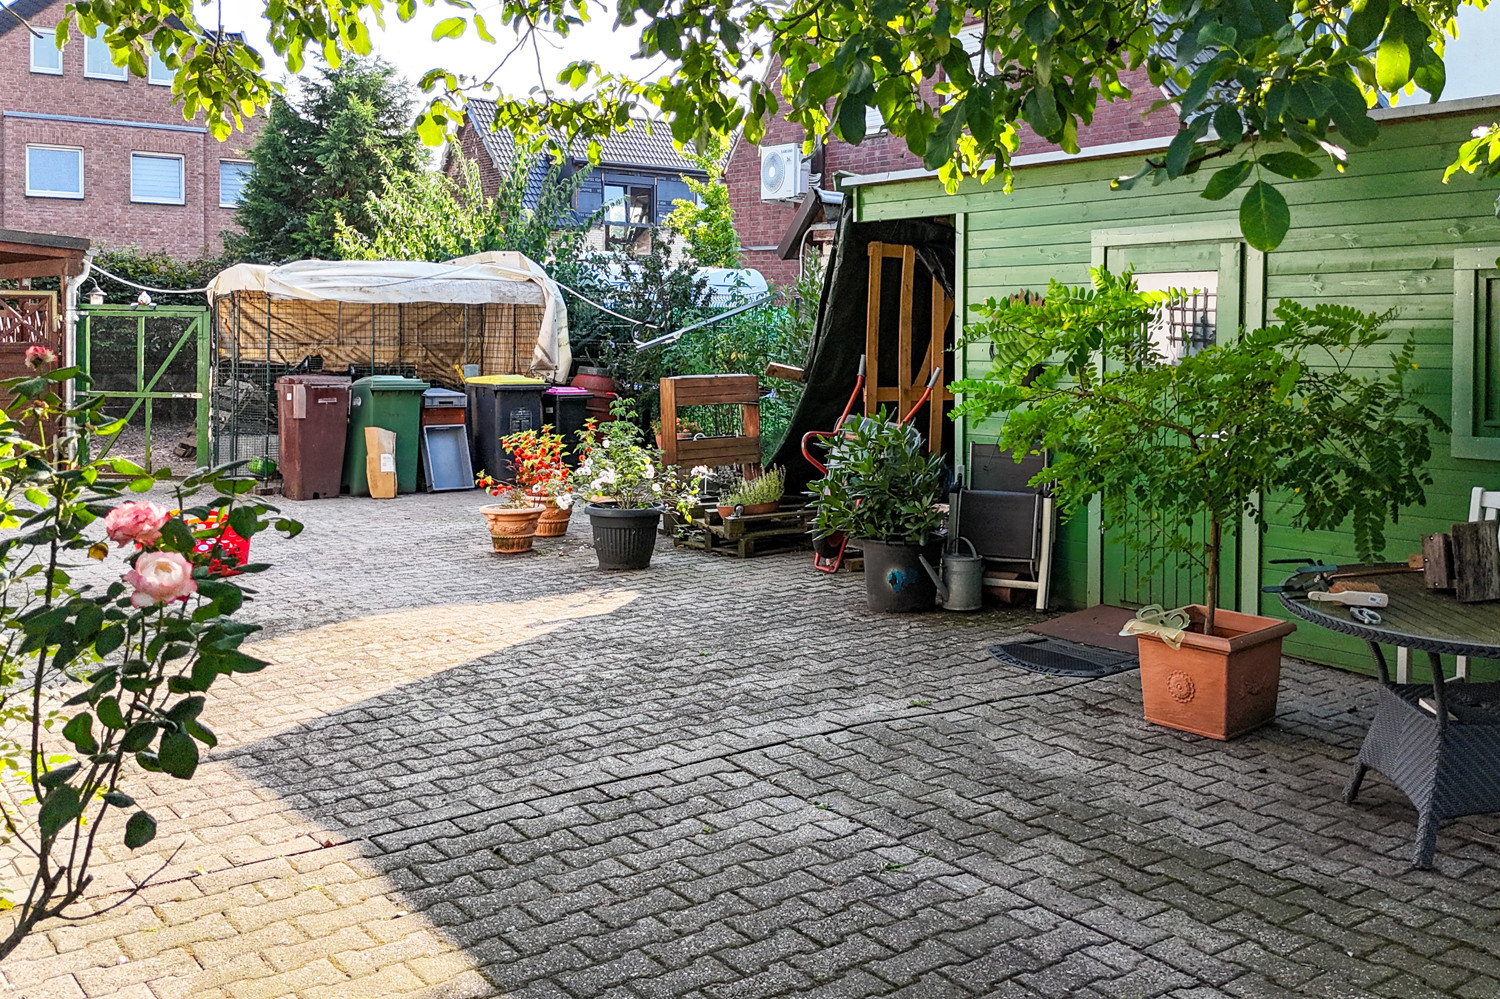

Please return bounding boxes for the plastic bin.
[275,374,350,500]
[465,375,545,482]
[544,386,591,454]
[343,375,430,495]
[421,387,468,427]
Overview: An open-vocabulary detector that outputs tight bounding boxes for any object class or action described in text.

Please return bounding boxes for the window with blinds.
[219,161,252,207]
[31,32,62,74]
[25,146,83,198]
[131,153,184,204]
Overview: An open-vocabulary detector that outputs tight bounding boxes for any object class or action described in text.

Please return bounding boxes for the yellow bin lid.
[465,374,546,385]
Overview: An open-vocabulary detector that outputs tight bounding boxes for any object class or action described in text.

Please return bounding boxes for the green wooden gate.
[1089,223,1266,612]
[77,304,212,471]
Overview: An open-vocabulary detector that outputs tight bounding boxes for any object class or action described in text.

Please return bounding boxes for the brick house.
[445,99,708,254]
[0,0,260,257]
[725,59,1180,287]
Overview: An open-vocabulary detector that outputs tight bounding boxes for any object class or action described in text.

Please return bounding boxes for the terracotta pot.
[479,504,545,553]
[1136,606,1297,740]
[536,497,573,537]
[716,500,780,519]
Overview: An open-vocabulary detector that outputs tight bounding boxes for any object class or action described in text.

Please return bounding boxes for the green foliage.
[563,400,666,510]
[335,149,598,282]
[809,414,947,546]
[723,466,785,507]
[1445,121,1500,217]
[955,268,1447,632]
[87,248,239,305]
[0,370,300,957]
[228,59,425,262]
[663,139,739,268]
[59,2,1498,253]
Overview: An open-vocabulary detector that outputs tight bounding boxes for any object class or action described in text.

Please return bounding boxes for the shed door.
[1097,239,1245,611]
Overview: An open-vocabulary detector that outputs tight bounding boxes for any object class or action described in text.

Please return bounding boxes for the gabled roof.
[465,98,706,175]
[0,0,63,38]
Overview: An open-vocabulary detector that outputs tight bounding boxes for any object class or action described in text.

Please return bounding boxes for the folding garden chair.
[951,443,1056,611]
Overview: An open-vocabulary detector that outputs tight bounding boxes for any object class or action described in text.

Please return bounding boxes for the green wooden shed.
[840,97,1500,675]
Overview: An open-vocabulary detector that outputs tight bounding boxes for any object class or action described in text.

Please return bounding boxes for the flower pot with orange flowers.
[500,426,573,537]
[475,474,545,553]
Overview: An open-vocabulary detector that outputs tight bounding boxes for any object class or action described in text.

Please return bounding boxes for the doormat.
[989,635,1138,678]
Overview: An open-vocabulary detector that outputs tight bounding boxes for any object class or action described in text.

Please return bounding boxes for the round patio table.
[1279,567,1500,868]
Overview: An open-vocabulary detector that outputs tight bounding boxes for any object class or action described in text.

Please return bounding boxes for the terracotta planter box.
[1136,606,1297,740]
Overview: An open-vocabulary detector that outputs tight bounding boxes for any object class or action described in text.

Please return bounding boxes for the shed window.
[1131,271,1219,364]
[85,30,127,80]
[131,153,184,204]
[604,181,652,251]
[26,145,83,199]
[31,32,63,74]
[1453,248,1500,460]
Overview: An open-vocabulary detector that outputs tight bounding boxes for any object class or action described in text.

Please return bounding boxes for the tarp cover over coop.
[205,252,569,463]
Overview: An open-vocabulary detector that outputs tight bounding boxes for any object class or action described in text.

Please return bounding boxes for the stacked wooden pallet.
[668,502,814,559]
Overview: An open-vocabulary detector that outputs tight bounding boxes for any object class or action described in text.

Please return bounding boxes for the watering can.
[919,537,984,612]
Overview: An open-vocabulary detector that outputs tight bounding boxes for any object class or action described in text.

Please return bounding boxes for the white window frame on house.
[25,145,84,199]
[84,30,128,81]
[30,31,63,75]
[147,52,173,86]
[218,160,252,208]
[130,152,185,205]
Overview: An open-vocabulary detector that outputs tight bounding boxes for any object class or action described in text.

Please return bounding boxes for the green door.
[77,305,212,472]
[1095,237,1250,611]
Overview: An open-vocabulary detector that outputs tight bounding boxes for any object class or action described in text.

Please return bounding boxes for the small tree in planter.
[956,269,1445,737]
[810,415,947,612]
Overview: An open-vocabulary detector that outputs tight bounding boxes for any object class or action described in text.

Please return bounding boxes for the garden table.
[1279,568,1500,868]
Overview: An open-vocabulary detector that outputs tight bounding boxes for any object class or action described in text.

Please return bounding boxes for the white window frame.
[30,31,63,75]
[130,152,186,205]
[218,159,252,208]
[84,30,127,81]
[25,145,84,199]
[147,51,173,86]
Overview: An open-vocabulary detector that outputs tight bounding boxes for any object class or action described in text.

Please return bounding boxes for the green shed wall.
[854,108,1500,675]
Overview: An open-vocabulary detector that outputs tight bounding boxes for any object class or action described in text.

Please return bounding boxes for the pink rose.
[123,552,197,608]
[103,501,171,548]
[23,344,56,371]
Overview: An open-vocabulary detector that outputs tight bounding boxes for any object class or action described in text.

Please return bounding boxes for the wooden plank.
[665,374,760,406]
[898,244,916,420]
[1423,532,1455,589]
[659,376,678,467]
[866,244,883,418]
[675,436,763,466]
[764,362,803,382]
[1452,520,1500,603]
[929,279,948,453]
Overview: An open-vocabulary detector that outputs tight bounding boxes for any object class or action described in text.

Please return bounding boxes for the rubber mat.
[989,635,1138,678]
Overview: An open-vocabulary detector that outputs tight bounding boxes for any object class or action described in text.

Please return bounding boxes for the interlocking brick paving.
[3,490,1499,998]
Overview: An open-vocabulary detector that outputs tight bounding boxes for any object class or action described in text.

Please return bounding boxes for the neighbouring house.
[0,0,260,257]
[444,99,709,255]
[840,88,1500,675]
[722,53,1180,288]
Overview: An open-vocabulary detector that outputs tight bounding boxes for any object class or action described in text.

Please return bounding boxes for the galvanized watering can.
[919,537,984,612]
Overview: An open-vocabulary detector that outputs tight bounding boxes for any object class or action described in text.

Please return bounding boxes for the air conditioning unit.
[760,143,807,201]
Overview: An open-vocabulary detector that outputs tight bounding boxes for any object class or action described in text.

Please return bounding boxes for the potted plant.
[501,426,572,537]
[957,268,1445,739]
[810,415,947,612]
[475,471,546,553]
[560,402,671,570]
[717,466,786,519]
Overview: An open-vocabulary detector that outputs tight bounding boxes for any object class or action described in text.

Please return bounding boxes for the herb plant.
[723,466,786,508]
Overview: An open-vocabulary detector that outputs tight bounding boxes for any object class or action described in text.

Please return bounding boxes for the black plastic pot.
[859,538,940,612]
[586,504,662,570]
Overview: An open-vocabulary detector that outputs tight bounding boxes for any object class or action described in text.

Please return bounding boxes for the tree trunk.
[1204,517,1221,637]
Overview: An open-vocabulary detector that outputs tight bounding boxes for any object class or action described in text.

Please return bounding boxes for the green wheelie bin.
[343,375,430,495]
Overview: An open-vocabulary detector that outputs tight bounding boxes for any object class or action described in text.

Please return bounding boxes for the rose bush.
[0,365,301,958]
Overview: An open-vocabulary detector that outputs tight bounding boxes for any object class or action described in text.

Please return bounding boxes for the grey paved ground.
[3,490,1499,998]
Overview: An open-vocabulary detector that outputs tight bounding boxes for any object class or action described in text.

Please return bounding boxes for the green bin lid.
[466,374,546,386]
[353,375,430,391]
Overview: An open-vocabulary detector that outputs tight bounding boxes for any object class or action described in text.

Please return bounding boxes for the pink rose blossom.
[23,344,56,371]
[123,552,197,608]
[103,501,171,548]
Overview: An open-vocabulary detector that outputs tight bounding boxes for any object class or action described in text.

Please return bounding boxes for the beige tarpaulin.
[206,252,570,380]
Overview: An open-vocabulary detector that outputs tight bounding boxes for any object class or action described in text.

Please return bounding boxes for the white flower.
[555,492,574,510]
[598,469,617,486]
[644,464,656,480]
[691,465,711,477]
[651,483,661,494]
[600,438,612,449]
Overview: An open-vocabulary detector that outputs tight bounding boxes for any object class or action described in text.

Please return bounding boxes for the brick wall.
[726,65,1180,288]
[0,10,260,257]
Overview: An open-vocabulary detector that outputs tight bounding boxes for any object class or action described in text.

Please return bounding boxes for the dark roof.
[465,98,706,175]
[0,0,62,38]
